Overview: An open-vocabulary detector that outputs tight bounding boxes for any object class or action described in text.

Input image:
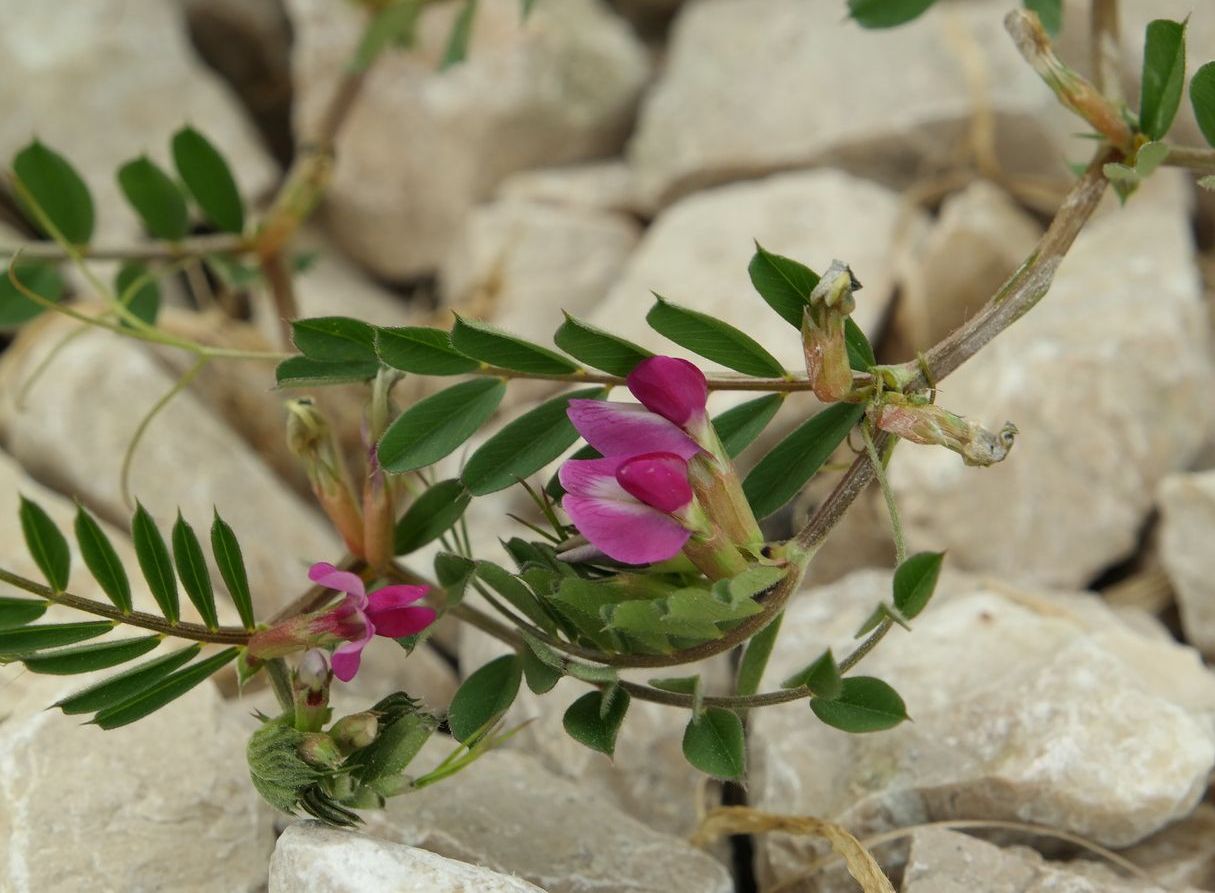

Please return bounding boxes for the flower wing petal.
[563,494,690,564]
[567,400,701,460]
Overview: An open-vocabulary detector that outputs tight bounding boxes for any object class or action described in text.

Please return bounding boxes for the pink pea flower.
[559,452,699,564]
[307,562,436,682]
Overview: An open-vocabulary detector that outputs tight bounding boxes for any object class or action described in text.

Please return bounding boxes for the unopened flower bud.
[297,732,344,769]
[330,711,379,754]
[870,400,1018,466]
[287,399,365,556]
[803,260,860,403]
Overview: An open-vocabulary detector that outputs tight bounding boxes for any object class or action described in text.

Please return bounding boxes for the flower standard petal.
[308,562,367,606]
[615,452,694,514]
[626,356,708,427]
[562,494,691,564]
[567,400,702,460]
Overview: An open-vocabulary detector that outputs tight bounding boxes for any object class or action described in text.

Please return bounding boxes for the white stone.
[627,0,1076,209]
[591,169,925,375]
[364,749,734,893]
[895,180,1043,351]
[269,822,546,893]
[286,0,649,279]
[441,200,640,347]
[750,570,1215,888]
[0,0,276,242]
[496,160,639,214]
[891,171,1213,589]
[902,827,1181,893]
[1120,804,1215,893]
[0,314,340,617]
[0,674,273,893]
[1158,470,1215,655]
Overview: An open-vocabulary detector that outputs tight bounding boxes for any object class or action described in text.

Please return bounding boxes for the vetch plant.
[3,2,1215,885]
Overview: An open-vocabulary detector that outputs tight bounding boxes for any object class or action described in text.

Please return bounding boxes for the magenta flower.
[307,562,436,682]
[559,452,697,563]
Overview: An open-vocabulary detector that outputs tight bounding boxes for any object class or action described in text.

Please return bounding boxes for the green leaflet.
[171,126,245,234]
[12,140,95,244]
[462,387,603,495]
[446,655,522,743]
[116,155,189,241]
[810,676,909,733]
[378,378,506,473]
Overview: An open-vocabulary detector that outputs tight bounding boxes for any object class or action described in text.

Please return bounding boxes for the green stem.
[862,424,906,565]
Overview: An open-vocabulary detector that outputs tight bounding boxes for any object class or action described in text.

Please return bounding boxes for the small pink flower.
[307,562,436,682]
[559,452,696,564]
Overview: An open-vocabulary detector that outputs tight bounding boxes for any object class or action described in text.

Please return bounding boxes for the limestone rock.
[895,180,1043,351]
[0,674,273,893]
[891,171,1213,589]
[902,828,1180,893]
[591,169,924,375]
[627,0,1075,209]
[287,0,649,279]
[1120,805,1215,893]
[0,0,276,241]
[0,314,340,617]
[750,570,1215,888]
[269,822,546,893]
[1159,470,1215,655]
[496,160,638,214]
[441,200,640,347]
[365,749,734,893]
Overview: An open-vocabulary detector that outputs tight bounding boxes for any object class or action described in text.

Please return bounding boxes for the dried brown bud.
[870,400,1017,466]
[802,260,859,403]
